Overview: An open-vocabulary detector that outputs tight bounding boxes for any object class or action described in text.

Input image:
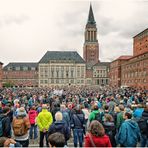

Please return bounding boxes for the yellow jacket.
[37,109,53,131]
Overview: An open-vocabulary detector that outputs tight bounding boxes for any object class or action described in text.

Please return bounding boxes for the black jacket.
[0,114,11,138]
[70,110,85,130]
[48,120,70,141]
[103,121,116,147]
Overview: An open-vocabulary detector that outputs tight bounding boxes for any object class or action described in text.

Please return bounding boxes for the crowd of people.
[0,85,147,147]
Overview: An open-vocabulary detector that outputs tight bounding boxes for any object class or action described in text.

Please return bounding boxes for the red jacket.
[28,109,38,125]
[84,133,112,147]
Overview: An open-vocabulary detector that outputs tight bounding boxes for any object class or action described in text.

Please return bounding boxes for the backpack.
[13,118,26,136]
[94,112,102,122]
[137,117,148,135]
[0,117,4,136]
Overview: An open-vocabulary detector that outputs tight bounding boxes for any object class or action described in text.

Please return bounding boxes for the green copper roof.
[39,51,85,63]
[3,62,38,70]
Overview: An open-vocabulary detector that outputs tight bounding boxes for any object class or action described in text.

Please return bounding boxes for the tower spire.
[87,3,96,25]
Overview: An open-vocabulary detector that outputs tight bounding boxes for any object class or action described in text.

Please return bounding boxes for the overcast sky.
[0,0,148,66]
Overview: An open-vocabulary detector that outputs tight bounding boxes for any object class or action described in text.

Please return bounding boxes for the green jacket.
[116,111,124,129]
[37,109,53,131]
[89,110,100,122]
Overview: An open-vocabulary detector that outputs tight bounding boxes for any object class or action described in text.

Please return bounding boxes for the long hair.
[89,120,105,137]
[104,114,114,122]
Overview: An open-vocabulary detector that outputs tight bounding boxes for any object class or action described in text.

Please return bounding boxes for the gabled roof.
[39,51,85,63]
[3,62,38,70]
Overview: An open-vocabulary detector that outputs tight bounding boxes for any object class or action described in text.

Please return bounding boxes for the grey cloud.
[0,14,30,28]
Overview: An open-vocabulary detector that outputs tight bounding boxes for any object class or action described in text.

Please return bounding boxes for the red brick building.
[109,56,132,88]
[121,52,148,89]
[110,28,148,89]
[84,4,110,85]
[83,4,99,67]
[3,63,38,87]
[0,62,3,88]
[133,28,148,56]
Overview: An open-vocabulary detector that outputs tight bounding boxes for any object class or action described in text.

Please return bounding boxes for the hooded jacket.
[37,109,53,132]
[117,119,141,147]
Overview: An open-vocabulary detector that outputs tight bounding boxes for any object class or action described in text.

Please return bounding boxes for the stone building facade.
[92,62,110,86]
[0,62,3,88]
[3,63,38,87]
[38,51,86,87]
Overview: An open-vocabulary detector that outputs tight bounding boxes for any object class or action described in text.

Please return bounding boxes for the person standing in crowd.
[0,137,22,147]
[88,104,101,123]
[60,104,70,127]
[51,102,60,121]
[82,103,90,125]
[48,132,65,148]
[112,106,120,128]
[116,112,141,147]
[102,114,116,147]
[28,105,38,143]
[71,105,85,147]
[0,107,11,138]
[37,104,53,147]
[48,111,70,146]
[138,102,148,147]
[12,107,30,147]
[84,120,112,147]
[108,96,116,114]
[133,104,144,120]
[116,104,125,130]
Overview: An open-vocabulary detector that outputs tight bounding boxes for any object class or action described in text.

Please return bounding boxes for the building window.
[31,67,36,70]
[71,70,74,78]
[70,79,74,84]
[77,70,80,77]
[61,71,64,78]
[56,79,59,83]
[51,71,54,78]
[16,67,20,71]
[23,67,28,71]
[66,71,69,78]
[56,71,59,78]
[51,79,54,83]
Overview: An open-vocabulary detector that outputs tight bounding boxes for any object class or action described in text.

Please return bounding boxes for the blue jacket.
[61,110,70,127]
[133,108,144,118]
[117,119,141,147]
